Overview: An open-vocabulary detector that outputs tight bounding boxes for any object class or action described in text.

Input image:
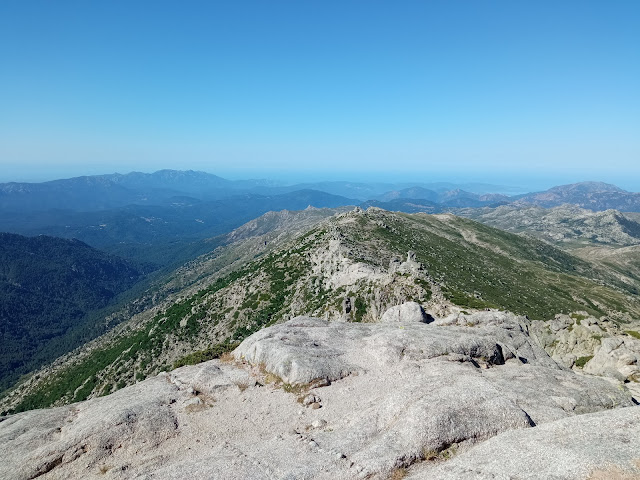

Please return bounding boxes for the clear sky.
[0,1,638,190]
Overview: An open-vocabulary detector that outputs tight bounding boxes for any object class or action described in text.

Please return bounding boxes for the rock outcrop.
[411,406,640,479]
[529,312,640,402]
[1,310,638,480]
[584,336,640,381]
[456,204,640,246]
[380,301,432,323]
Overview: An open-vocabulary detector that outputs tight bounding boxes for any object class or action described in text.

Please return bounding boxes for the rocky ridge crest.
[4,207,640,415]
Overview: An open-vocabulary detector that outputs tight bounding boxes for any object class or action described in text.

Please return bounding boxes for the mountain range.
[2,171,640,478]
[4,171,639,215]
[0,170,513,213]
[2,172,640,267]
[2,171,640,403]
[0,189,356,267]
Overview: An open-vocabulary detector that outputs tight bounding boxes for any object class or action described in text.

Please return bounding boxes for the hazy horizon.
[1,165,639,195]
[1,1,638,192]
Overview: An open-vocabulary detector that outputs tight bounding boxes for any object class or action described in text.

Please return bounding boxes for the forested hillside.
[0,233,144,391]
[0,189,356,266]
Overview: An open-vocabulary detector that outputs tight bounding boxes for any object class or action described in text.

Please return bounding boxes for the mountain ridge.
[513,181,640,211]
[5,207,639,414]
[454,204,640,247]
[3,171,640,218]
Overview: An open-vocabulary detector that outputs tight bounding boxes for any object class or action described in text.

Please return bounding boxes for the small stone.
[311,419,327,429]
[311,402,321,409]
[302,394,319,406]
[185,397,202,407]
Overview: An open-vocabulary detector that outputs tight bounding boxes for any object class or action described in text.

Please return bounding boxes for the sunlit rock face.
[2,310,638,480]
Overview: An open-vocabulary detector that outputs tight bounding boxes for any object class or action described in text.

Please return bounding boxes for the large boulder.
[584,336,640,382]
[380,302,432,323]
[0,376,182,480]
[527,314,640,402]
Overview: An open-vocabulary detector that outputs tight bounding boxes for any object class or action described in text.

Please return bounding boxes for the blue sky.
[0,0,638,190]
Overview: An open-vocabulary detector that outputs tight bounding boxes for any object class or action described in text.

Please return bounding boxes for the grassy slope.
[350,211,639,319]
[6,209,640,414]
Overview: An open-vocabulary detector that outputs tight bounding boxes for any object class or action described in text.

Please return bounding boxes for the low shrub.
[575,355,593,368]
[172,342,240,369]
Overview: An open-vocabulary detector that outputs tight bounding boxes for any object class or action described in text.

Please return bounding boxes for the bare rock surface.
[1,310,637,480]
[410,405,640,480]
[529,312,640,402]
[584,336,640,381]
[380,301,432,323]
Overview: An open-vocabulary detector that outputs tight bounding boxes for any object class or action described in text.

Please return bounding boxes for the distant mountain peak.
[513,181,639,211]
[548,181,626,194]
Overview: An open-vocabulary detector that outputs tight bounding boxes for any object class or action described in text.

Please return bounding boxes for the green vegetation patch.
[575,355,594,368]
[6,263,255,414]
[570,313,588,323]
[625,330,640,340]
[173,342,240,369]
[353,297,367,322]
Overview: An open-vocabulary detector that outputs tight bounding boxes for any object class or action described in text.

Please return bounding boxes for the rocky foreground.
[1,309,639,480]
